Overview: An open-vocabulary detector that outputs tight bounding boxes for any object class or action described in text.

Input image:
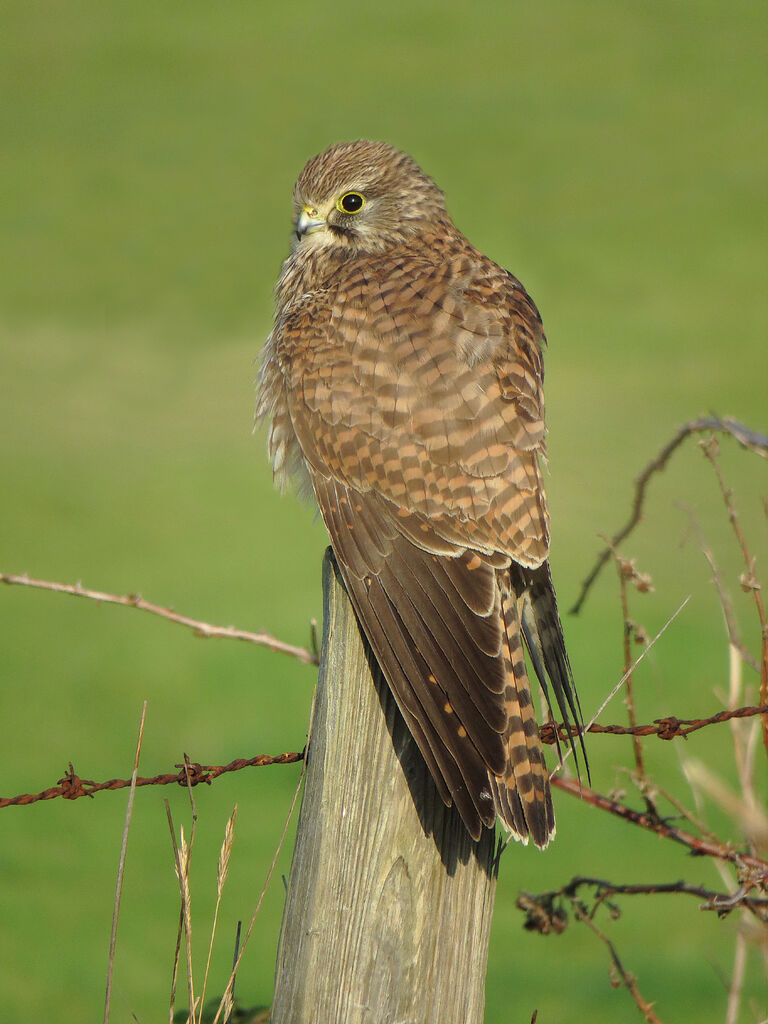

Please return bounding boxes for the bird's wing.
[312,478,509,837]
[276,251,562,840]
[279,250,551,565]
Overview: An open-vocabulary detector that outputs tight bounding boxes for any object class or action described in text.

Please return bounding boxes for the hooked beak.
[296,205,326,239]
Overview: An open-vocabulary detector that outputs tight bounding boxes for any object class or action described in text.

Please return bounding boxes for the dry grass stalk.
[104,701,147,1024]
[166,804,197,1024]
[552,595,690,781]
[699,436,768,758]
[198,805,239,1024]
[211,762,306,1024]
[179,826,196,1022]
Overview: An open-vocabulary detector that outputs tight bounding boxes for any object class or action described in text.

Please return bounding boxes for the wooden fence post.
[271,550,499,1024]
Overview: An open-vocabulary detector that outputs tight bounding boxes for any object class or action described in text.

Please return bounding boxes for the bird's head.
[291,140,451,255]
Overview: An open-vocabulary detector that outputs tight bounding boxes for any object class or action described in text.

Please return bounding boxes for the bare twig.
[726,645,757,817]
[699,437,768,758]
[639,778,719,847]
[532,876,768,921]
[687,516,760,673]
[519,866,768,1022]
[570,416,768,615]
[571,902,664,1023]
[104,701,147,1024]
[614,552,652,785]
[520,884,666,1024]
[0,572,319,666]
[684,761,768,851]
[553,777,768,878]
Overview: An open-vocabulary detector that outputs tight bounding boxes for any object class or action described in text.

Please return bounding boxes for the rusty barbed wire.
[540,703,768,745]
[0,751,305,809]
[4,703,766,810]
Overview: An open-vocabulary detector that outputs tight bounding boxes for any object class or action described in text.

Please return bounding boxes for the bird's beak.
[296,206,326,239]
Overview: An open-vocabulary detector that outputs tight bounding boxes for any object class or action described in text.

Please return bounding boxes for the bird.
[256,140,584,847]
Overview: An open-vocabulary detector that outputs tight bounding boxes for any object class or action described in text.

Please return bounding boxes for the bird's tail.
[490,562,585,849]
[489,577,555,848]
[519,562,586,771]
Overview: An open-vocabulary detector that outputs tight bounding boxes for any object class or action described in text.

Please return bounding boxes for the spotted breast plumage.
[256,140,584,846]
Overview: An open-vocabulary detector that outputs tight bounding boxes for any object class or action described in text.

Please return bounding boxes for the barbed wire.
[3,703,766,811]
[0,751,304,809]
[540,703,768,744]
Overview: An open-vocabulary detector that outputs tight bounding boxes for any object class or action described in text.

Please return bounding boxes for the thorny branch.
[517,888,665,1022]
[0,572,319,666]
[570,415,768,615]
[614,552,651,786]
[520,875,768,926]
[556,429,767,1024]
[571,903,664,1024]
[552,777,768,878]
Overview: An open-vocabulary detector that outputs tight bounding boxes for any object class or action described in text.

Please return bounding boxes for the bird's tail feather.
[489,581,555,848]
[518,563,587,776]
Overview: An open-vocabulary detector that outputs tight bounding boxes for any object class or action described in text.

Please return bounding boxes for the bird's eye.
[337,192,365,214]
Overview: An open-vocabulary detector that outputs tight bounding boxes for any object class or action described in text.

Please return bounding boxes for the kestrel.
[256,141,583,847]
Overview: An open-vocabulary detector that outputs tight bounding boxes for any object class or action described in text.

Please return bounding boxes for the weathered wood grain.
[272,550,498,1024]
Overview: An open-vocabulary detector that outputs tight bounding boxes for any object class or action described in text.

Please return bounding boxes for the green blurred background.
[1,1,766,1020]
